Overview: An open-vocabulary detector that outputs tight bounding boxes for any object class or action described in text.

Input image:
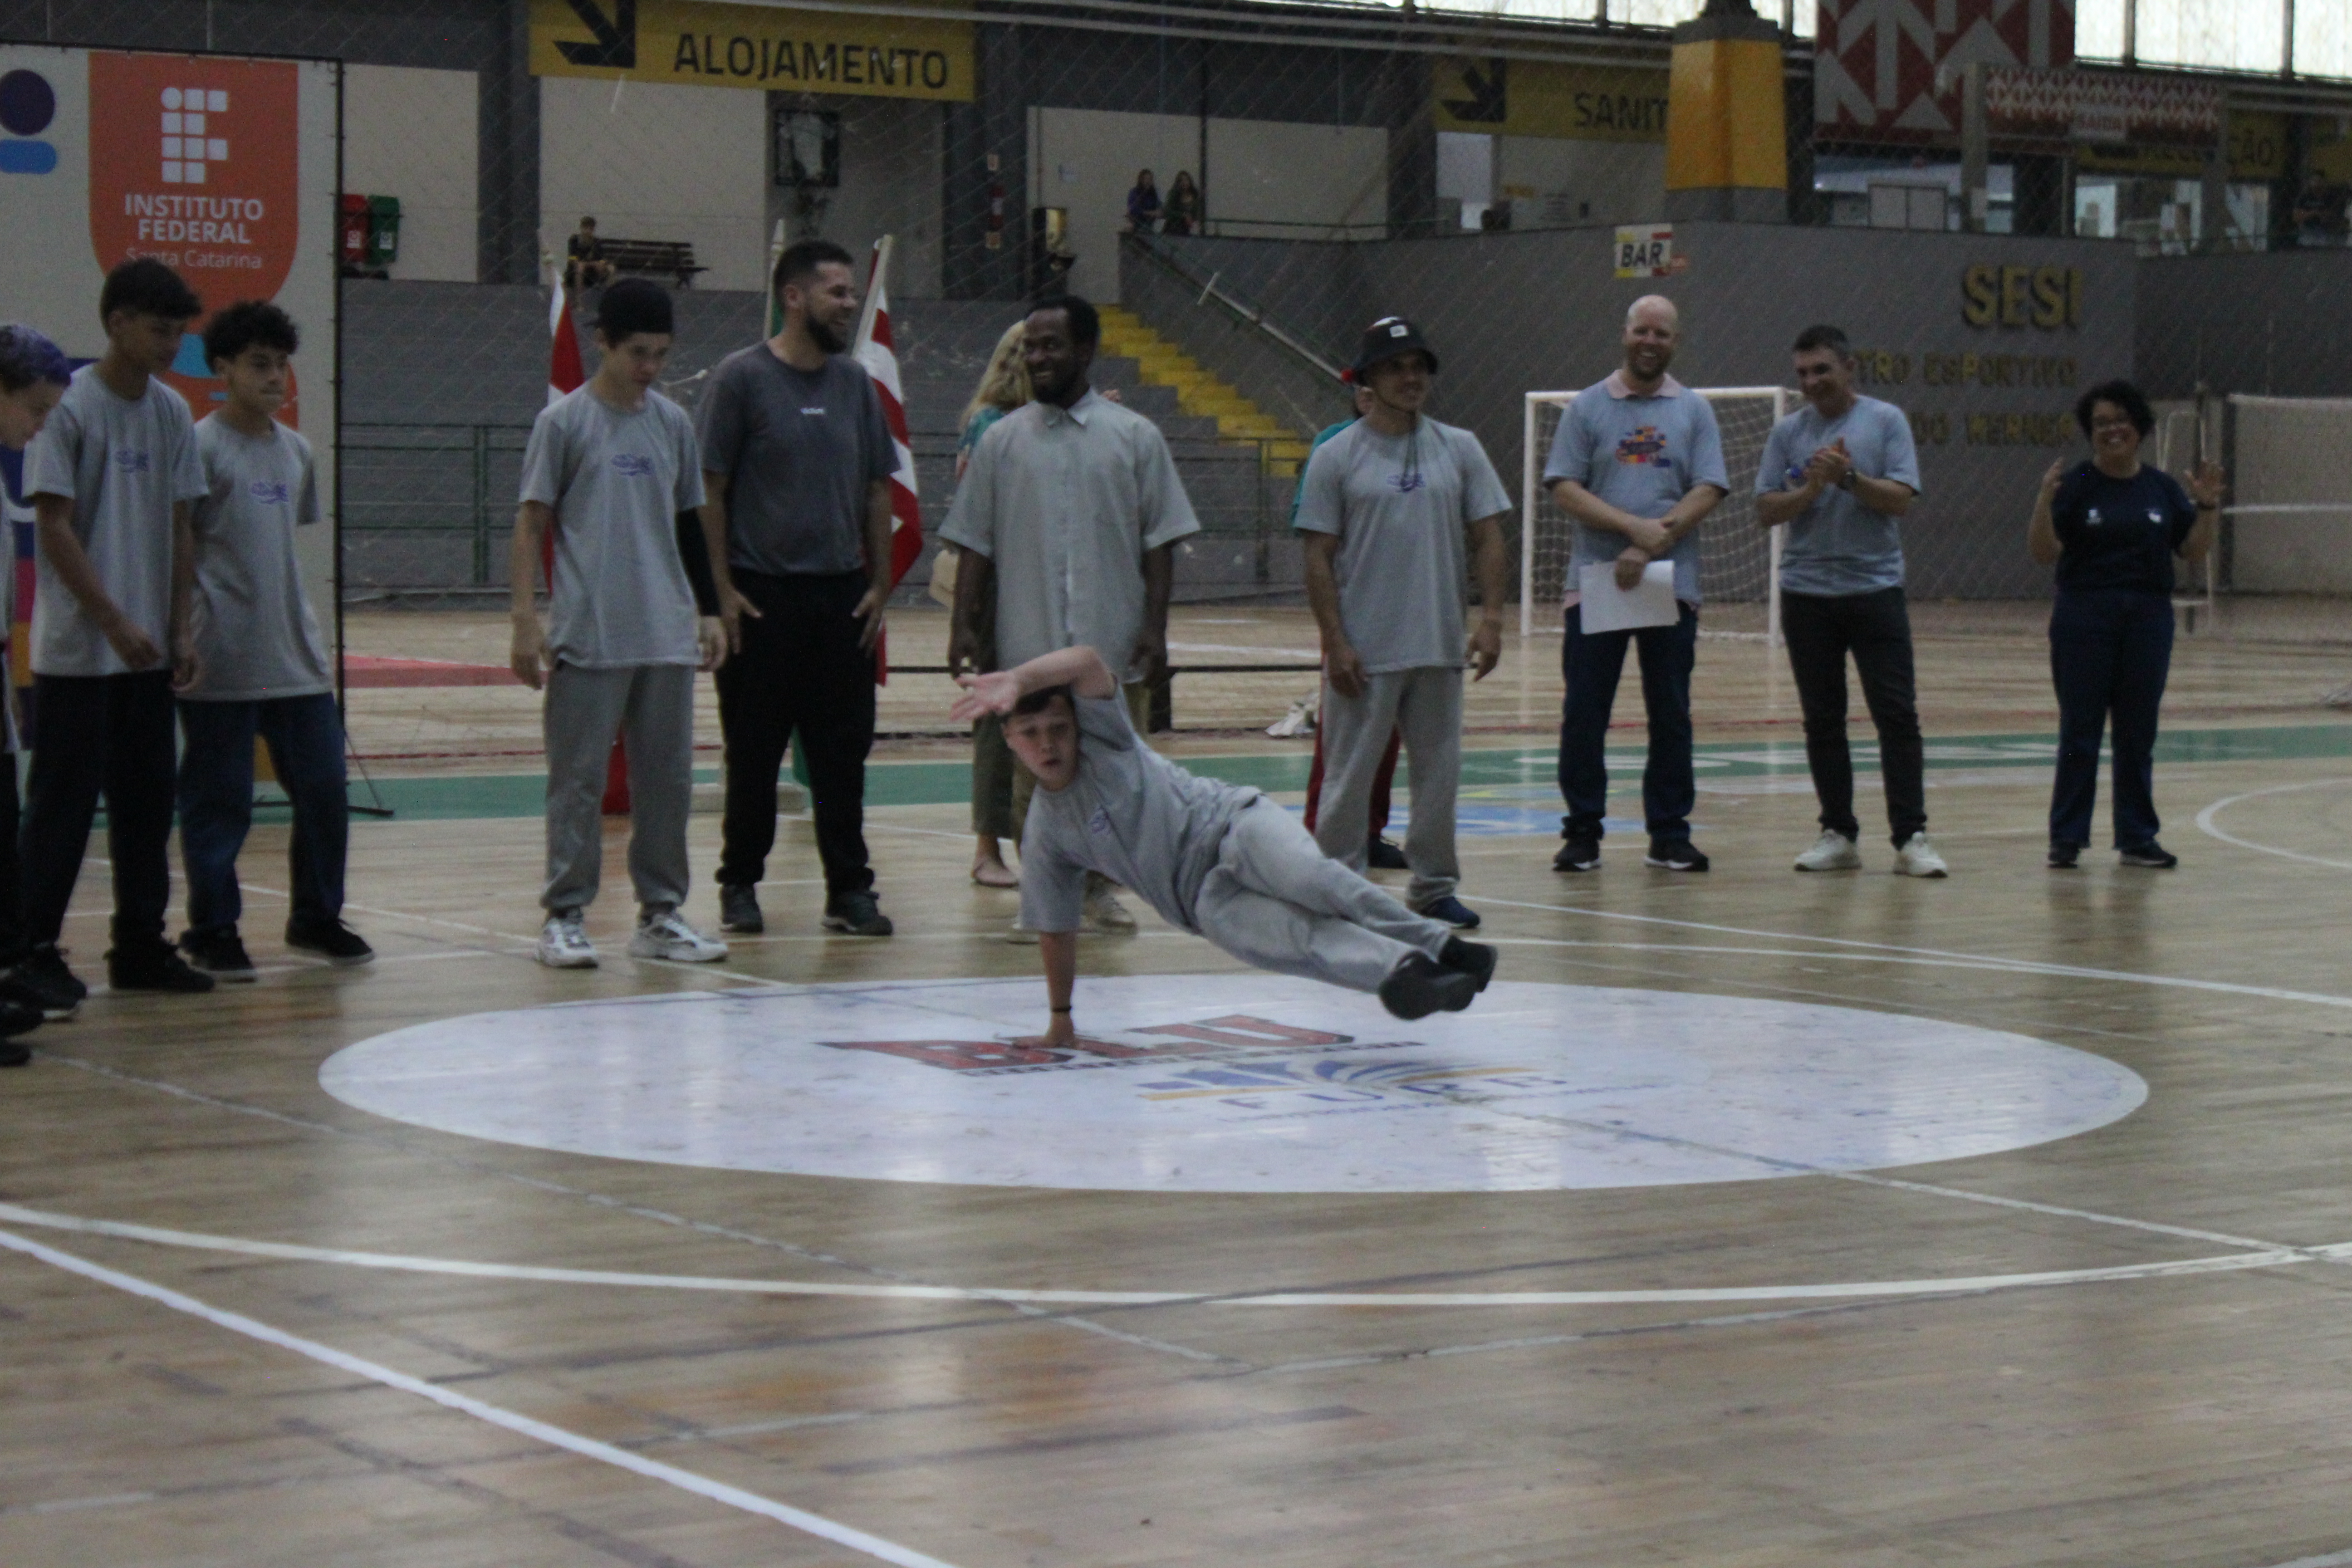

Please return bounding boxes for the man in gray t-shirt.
[1542,294,1727,874]
[695,240,900,939]
[1295,316,1509,928]
[1754,324,1944,878]
[954,644,1494,1042]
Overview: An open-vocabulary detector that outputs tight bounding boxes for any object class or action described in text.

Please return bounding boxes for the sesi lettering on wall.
[529,0,973,103]
[1961,263,2084,329]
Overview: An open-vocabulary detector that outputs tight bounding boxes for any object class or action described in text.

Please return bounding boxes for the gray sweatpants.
[1313,665,1463,908]
[1193,798,1454,994]
[543,661,696,915]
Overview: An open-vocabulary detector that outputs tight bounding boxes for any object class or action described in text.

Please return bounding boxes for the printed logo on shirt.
[2145,509,2162,524]
[1087,807,1113,836]
[113,448,152,473]
[1386,470,1427,494]
[1614,426,1668,466]
[611,454,656,479]
[2086,507,2103,527]
[800,407,827,416]
[247,478,290,505]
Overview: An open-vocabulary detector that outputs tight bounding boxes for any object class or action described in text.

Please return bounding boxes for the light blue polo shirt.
[1754,394,1921,597]
[1543,372,1728,606]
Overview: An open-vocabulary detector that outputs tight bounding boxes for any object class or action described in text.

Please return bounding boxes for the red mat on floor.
[343,656,519,688]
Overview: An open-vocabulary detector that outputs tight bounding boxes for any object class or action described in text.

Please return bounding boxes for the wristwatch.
[1836,469,1858,491]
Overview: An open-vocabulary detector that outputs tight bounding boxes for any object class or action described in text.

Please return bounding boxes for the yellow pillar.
[1664,0,1788,224]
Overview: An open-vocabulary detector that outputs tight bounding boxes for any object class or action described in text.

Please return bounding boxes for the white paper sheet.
[1576,559,1680,634]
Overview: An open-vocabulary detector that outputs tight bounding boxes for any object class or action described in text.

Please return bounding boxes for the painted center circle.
[320,977,2145,1193]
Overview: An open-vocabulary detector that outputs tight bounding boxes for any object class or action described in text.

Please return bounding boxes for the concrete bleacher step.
[1094,305,1311,470]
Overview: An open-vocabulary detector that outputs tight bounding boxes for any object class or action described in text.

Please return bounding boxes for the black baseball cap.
[1349,315,1439,381]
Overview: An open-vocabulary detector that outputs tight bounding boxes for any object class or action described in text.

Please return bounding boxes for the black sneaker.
[6,945,87,1019]
[0,1038,27,1068]
[0,995,41,1065]
[286,916,375,965]
[2047,841,2081,870]
[2119,841,2178,869]
[822,890,894,937]
[1553,835,1601,873]
[1377,953,1478,1021]
[1366,836,1408,871]
[1438,936,1497,995]
[107,945,217,995]
[719,882,764,934]
[178,926,257,982]
[1645,839,1710,872]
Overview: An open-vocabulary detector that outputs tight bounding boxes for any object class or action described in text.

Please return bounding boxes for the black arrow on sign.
[1444,57,1506,123]
[557,0,637,69]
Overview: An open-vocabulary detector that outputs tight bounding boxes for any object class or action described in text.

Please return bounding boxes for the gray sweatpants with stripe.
[1193,798,1454,994]
[1313,664,1463,909]
[543,661,696,915]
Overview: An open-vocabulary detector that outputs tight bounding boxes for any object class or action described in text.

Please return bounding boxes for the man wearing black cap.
[1294,318,1510,929]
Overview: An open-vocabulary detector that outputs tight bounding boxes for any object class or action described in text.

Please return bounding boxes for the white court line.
[0,1203,2323,1308]
[2195,778,2352,870]
[0,1226,965,1568]
[2259,1551,2352,1568]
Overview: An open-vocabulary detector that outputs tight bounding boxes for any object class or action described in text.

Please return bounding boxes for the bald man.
[1542,295,1727,874]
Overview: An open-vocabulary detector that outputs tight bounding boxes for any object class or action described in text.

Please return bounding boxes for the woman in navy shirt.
[2027,379,2222,869]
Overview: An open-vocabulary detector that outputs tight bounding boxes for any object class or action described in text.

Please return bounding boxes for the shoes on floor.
[1416,895,1482,930]
[1081,889,1137,935]
[0,995,41,1065]
[2047,841,2082,870]
[0,1038,27,1068]
[178,926,257,982]
[1553,835,1601,873]
[1367,836,1409,871]
[286,916,374,966]
[107,944,217,994]
[1004,920,1041,946]
[1438,936,1497,995]
[2119,841,2179,869]
[6,945,87,1019]
[1793,830,1861,872]
[718,882,764,934]
[537,910,598,969]
[1645,839,1710,873]
[1892,832,1950,878]
[823,891,895,937]
[1378,953,1479,1021]
[629,907,729,963]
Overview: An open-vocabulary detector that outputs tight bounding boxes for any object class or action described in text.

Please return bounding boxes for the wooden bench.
[596,238,706,289]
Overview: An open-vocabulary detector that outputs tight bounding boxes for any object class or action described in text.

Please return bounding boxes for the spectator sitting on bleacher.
[566,216,614,291]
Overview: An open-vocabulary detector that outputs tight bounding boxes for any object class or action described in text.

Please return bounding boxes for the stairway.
[1096,306,1316,476]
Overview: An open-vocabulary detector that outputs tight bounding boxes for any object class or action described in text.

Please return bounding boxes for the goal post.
[1521,386,1797,643]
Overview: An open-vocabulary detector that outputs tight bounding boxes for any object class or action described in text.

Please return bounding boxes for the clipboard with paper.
[1576,559,1679,634]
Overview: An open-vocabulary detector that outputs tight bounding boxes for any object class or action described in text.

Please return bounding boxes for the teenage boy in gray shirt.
[512,279,730,970]
[1755,323,1945,879]
[952,644,1496,1040]
[15,259,214,1008]
[1543,294,1727,876]
[1295,317,1509,930]
[174,301,372,980]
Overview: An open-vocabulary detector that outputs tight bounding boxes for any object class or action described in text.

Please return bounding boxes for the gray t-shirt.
[520,386,708,668]
[1019,692,1260,935]
[1293,416,1510,675]
[183,414,331,702]
[1754,395,1922,598]
[1542,373,1728,606]
[20,365,208,677]
[695,345,892,578]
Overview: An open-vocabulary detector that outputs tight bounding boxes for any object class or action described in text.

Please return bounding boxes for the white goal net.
[1520,386,1795,640]
[2225,394,2352,597]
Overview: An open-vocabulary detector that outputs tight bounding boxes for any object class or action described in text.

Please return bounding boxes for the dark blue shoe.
[1416,895,1481,930]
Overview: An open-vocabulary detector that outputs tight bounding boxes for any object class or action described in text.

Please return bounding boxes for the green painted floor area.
[334,722,2352,823]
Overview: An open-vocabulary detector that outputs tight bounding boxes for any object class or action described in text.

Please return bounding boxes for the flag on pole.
[852,235,923,685]
[544,278,632,814]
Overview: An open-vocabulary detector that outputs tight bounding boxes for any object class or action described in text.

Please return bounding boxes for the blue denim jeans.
[176,692,348,932]
[1557,602,1699,842]
[2048,588,2173,850]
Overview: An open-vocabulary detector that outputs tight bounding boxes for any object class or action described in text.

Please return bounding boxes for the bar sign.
[1614,224,1678,279]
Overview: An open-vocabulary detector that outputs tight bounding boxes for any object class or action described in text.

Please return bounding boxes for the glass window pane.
[2295,0,2352,80]
[2134,0,2286,74]
[2075,0,2129,61]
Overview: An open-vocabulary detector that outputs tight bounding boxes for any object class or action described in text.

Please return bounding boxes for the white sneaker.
[537,911,598,968]
[629,908,730,963]
[1004,920,1040,946]
[1893,831,1949,878]
[1082,888,1137,934]
[1793,830,1862,872]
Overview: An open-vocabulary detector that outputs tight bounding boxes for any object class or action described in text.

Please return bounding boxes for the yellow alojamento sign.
[529,0,974,103]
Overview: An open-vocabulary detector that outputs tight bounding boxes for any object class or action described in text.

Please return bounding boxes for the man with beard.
[1544,294,1727,874]
[943,294,1201,940]
[696,240,899,937]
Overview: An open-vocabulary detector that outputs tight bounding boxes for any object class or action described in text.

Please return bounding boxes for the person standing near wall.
[1544,294,1727,875]
[1754,324,1946,878]
[951,321,1030,890]
[2028,379,2222,870]
[1295,317,1509,931]
[697,240,899,938]
[1161,172,1202,237]
[943,294,1201,940]
[1125,171,1161,235]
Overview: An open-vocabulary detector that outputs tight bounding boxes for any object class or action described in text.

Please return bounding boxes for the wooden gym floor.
[5,604,2352,1567]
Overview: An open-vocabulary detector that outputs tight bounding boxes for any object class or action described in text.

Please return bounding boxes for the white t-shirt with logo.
[183,414,333,702]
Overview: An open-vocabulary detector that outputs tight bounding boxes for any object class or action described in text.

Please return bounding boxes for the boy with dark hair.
[513,277,730,969]
[954,644,1496,1040]
[173,300,371,980]
[13,257,214,1009]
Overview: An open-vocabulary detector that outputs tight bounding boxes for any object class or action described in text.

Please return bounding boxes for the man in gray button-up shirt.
[942,294,1201,935]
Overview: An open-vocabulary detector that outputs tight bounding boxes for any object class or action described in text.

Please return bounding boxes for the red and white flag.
[545,277,631,812]
[853,235,923,683]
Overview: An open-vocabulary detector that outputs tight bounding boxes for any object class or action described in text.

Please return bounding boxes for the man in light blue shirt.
[1542,294,1726,874]
[1754,323,1945,879]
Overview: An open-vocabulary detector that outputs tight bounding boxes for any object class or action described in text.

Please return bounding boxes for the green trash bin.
[365,194,401,267]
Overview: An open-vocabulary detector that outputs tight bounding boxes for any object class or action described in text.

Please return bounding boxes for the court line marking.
[0,1203,2328,1308]
[2259,1551,2352,1568]
[2195,777,2352,870]
[0,1226,966,1568]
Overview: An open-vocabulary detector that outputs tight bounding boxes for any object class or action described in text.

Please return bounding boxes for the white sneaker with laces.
[1003,920,1041,946]
[1892,831,1949,878]
[537,911,598,968]
[629,908,729,963]
[1793,830,1862,872]
[1082,888,1138,934]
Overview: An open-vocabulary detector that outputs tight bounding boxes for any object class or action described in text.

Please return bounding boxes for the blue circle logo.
[0,69,56,135]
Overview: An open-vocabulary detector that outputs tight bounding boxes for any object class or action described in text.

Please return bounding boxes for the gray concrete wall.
[2136,249,2352,400]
